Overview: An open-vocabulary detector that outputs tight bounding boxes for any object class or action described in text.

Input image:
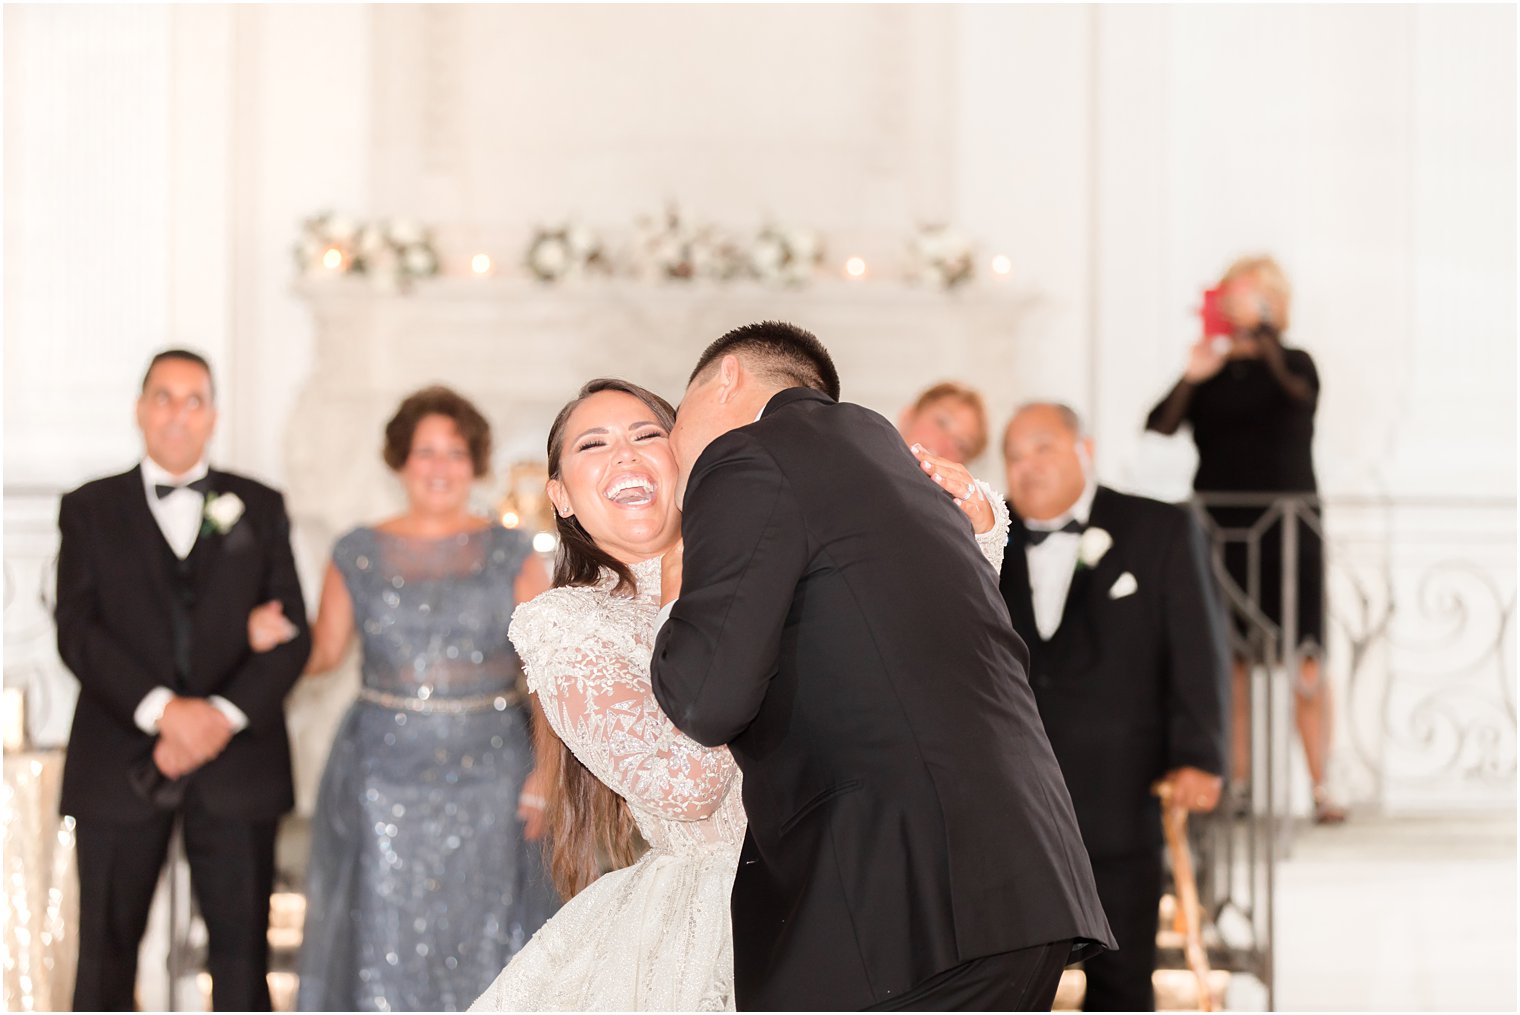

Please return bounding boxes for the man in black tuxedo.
[998,403,1227,1011]
[55,349,310,1011]
[650,322,1113,1011]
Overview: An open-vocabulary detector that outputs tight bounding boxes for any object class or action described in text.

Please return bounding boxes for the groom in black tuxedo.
[999,403,1227,1011]
[651,322,1113,1011]
[55,349,310,1010]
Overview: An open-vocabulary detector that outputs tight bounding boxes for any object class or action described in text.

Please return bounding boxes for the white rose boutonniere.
[203,492,245,536]
[1076,526,1112,570]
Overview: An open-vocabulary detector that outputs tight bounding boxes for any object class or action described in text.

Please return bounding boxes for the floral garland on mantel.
[295,205,997,292]
[294,213,439,292]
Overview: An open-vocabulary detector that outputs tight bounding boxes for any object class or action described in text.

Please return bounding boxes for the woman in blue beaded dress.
[261,387,559,1011]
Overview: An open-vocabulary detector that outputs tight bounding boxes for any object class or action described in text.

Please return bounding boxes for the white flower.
[653,236,683,267]
[357,224,387,257]
[1077,527,1113,568]
[204,492,245,534]
[402,245,436,277]
[788,229,819,259]
[326,215,358,242]
[388,218,424,246]
[531,237,570,277]
[566,224,596,256]
[691,242,720,277]
[751,236,785,275]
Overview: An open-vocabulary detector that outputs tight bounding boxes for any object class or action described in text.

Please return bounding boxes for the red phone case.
[1200,287,1232,338]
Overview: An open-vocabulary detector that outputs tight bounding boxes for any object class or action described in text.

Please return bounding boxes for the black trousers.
[862,939,1072,1011]
[72,794,277,1012]
[1082,850,1163,1011]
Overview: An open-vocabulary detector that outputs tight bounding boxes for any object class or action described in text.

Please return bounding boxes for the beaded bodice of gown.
[508,556,746,855]
[344,525,525,702]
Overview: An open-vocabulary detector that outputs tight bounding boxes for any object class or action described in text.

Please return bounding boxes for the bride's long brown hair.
[535,378,678,899]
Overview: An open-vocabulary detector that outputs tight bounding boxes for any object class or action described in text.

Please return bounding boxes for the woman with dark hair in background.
[254,386,560,1010]
[1146,256,1345,825]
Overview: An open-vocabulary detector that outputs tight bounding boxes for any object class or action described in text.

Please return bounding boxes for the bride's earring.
[546,479,572,520]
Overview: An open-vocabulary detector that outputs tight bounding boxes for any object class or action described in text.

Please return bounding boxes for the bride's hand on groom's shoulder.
[910,444,995,535]
[660,541,684,607]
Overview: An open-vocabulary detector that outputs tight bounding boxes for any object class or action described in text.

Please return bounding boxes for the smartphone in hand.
[1200,286,1233,339]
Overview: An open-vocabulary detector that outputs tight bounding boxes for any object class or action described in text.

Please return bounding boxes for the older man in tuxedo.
[999,402,1228,1011]
[55,349,309,1010]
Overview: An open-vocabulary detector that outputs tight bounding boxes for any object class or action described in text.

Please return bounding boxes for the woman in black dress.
[1147,256,1344,824]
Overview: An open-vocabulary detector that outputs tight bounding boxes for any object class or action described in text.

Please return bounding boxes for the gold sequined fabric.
[2,750,78,1012]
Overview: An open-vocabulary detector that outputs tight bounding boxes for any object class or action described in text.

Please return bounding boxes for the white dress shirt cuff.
[655,599,677,634]
[133,686,176,735]
[209,695,250,734]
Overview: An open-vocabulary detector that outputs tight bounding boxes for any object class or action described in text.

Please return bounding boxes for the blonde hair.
[909,382,990,460]
[1221,255,1293,333]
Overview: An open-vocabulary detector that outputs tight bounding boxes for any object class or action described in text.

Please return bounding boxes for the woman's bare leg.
[1294,654,1345,823]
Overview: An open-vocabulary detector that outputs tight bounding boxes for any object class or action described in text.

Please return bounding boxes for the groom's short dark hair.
[690,321,840,401]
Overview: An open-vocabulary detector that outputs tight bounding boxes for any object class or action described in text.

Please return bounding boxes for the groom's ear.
[546,478,573,519]
[716,354,743,404]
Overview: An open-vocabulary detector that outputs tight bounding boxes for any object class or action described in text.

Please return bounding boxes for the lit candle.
[321,247,344,271]
[471,253,493,276]
[845,256,867,279]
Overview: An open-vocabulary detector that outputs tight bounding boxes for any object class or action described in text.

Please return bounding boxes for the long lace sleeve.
[510,591,736,822]
[974,479,1011,574]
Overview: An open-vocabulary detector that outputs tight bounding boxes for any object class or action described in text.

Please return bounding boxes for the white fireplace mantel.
[286,275,1045,554]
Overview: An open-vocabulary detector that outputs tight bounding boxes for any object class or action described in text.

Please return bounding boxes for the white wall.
[5,6,181,485]
[4,4,1514,805]
[7,4,1513,498]
[955,4,1517,502]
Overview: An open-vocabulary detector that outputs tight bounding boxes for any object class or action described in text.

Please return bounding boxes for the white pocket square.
[1108,572,1138,599]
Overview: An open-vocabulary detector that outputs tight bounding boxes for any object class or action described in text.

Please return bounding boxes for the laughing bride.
[470,377,1007,1011]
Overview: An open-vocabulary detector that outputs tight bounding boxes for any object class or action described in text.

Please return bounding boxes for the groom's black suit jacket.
[55,466,311,823]
[652,388,1113,1011]
[1000,487,1228,860]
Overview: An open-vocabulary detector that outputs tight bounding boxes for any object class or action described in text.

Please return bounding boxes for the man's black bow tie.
[154,475,213,500]
[1024,518,1085,546]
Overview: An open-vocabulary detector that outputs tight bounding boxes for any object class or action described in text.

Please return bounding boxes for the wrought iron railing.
[1179,492,1516,1009]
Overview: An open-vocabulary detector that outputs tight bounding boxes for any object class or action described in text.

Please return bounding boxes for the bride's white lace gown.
[470,490,1008,1012]
[469,556,745,1011]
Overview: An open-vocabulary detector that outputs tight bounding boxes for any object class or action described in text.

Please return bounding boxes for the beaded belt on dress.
[357,687,524,714]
